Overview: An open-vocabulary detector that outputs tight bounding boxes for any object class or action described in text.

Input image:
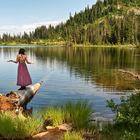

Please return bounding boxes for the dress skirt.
[17,63,32,86]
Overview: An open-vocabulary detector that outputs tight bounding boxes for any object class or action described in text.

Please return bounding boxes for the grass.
[60,132,84,140]
[73,44,137,48]
[0,112,42,139]
[41,106,64,127]
[99,124,140,140]
[63,100,93,130]
[0,100,123,139]
[99,124,121,140]
[0,100,93,139]
[40,100,93,131]
[0,40,137,48]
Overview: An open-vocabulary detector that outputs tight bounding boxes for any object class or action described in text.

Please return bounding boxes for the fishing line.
[38,69,55,87]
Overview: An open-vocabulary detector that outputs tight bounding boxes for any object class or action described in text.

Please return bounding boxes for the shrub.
[107,92,140,139]
[107,93,140,129]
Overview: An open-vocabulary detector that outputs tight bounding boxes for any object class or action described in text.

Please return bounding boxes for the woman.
[8,48,32,90]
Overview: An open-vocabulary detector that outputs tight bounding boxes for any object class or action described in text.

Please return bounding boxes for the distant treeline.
[1,0,140,45]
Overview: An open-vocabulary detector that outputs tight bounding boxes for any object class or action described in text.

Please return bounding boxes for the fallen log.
[17,83,41,108]
[0,82,42,112]
[119,69,140,80]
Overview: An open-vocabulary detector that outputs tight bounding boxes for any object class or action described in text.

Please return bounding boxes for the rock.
[32,128,63,140]
[58,123,72,131]
[46,126,57,130]
[32,131,49,139]
[43,117,53,129]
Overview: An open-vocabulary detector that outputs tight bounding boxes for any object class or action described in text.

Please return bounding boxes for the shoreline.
[0,42,138,48]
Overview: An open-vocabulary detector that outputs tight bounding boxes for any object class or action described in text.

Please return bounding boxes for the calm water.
[1,46,140,118]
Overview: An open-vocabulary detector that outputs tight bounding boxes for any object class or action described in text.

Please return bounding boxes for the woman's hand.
[7,60,17,63]
[7,60,13,62]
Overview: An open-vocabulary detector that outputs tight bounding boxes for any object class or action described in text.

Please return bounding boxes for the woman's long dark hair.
[19,48,25,55]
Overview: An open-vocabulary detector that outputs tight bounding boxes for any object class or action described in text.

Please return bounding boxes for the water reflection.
[30,46,140,91]
[1,46,140,92]
[0,46,140,117]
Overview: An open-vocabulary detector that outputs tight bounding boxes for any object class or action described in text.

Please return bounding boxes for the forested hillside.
[1,0,140,45]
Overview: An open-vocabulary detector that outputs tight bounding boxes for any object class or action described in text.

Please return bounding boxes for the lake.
[0,46,140,118]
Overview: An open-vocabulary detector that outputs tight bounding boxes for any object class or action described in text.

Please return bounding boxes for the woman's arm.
[25,56,32,64]
[8,55,19,63]
[8,60,18,63]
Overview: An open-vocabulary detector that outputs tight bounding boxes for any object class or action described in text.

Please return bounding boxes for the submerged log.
[0,83,41,112]
[119,69,140,81]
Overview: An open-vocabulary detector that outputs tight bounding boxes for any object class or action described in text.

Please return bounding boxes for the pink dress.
[16,55,32,86]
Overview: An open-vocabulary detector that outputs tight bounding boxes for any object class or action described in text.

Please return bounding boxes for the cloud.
[0,21,61,35]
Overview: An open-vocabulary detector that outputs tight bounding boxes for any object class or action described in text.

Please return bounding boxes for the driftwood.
[119,69,140,80]
[0,83,41,113]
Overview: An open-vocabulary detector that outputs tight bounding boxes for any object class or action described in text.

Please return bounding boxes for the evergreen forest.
[1,0,140,46]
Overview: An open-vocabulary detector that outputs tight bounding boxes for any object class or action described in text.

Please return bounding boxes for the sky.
[0,0,96,35]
